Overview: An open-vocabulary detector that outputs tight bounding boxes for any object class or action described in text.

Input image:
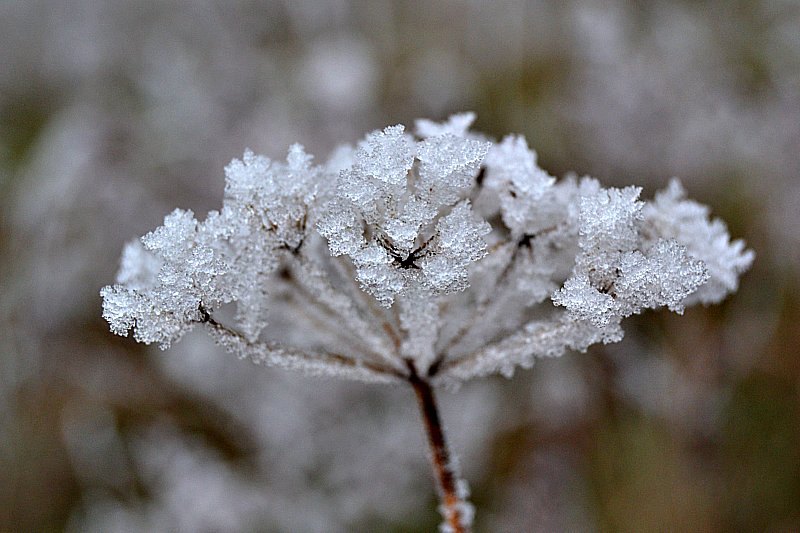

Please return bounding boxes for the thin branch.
[433,226,564,374]
[286,253,405,372]
[332,254,404,351]
[282,288,385,364]
[200,309,404,383]
[408,362,472,533]
[283,273,399,370]
[432,239,518,371]
[433,315,576,385]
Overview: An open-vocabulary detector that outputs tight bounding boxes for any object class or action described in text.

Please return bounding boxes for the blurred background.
[1,1,798,531]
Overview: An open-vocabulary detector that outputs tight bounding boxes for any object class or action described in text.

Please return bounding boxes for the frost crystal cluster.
[101,113,752,531]
[102,112,753,384]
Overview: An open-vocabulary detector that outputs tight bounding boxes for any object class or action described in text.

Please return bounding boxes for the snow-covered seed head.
[102,113,753,384]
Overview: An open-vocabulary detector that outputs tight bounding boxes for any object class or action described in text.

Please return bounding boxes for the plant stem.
[408,364,471,533]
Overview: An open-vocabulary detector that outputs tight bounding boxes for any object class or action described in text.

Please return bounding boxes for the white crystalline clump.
[355,124,415,186]
[416,133,490,206]
[317,123,491,307]
[349,243,406,307]
[224,144,319,251]
[101,112,752,386]
[484,135,556,236]
[415,111,477,139]
[616,239,708,314]
[552,183,711,332]
[315,203,364,257]
[420,202,492,294]
[552,274,617,328]
[102,145,322,348]
[575,185,644,283]
[219,146,321,340]
[101,209,231,348]
[642,179,755,305]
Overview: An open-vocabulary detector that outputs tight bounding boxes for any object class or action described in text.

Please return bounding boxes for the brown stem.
[408,362,471,533]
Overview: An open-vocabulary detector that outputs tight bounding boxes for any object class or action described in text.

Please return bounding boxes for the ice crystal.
[415,111,478,139]
[102,113,753,385]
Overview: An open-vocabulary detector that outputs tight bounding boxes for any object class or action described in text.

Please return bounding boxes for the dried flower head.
[101,112,753,531]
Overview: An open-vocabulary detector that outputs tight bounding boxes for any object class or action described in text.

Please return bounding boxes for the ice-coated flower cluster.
[102,113,753,385]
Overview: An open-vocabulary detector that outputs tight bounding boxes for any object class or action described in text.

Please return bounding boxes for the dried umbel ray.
[102,113,753,532]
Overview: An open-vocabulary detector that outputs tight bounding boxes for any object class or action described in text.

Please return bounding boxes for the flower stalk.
[408,362,471,533]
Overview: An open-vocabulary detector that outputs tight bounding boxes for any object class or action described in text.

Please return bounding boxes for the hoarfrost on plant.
[102,113,753,386]
[101,112,753,533]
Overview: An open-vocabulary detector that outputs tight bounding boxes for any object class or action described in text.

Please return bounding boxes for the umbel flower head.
[101,112,752,385]
[101,112,752,531]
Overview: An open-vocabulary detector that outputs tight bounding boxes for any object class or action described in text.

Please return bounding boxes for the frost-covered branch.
[201,308,404,383]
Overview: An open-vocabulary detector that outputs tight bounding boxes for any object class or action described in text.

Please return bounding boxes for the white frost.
[101,113,752,385]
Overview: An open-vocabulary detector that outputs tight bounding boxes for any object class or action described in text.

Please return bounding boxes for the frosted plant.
[101,112,753,533]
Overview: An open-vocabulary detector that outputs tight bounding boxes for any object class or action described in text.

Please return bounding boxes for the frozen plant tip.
[101,112,753,532]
